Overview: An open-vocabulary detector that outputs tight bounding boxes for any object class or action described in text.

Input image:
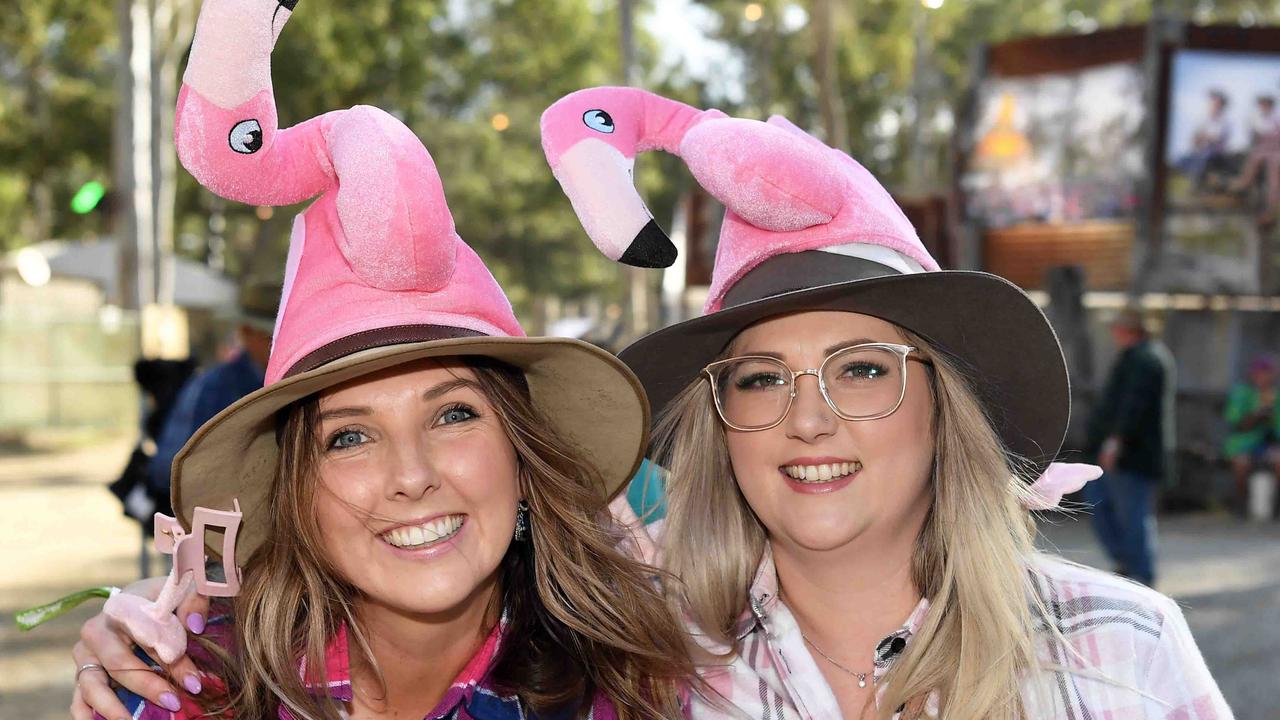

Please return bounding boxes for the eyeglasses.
[703,343,933,432]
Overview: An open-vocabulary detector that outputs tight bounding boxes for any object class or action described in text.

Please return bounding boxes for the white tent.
[12,238,235,309]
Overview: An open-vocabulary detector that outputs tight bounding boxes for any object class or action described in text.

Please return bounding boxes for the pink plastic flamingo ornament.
[101,502,244,664]
[175,0,458,300]
[540,87,725,267]
[175,0,520,384]
[541,87,940,312]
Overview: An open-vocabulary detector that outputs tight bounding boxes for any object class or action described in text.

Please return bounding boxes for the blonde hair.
[194,357,692,720]
[655,329,1056,719]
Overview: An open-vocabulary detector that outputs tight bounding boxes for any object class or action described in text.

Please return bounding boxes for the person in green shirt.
[1224,354,1280,503]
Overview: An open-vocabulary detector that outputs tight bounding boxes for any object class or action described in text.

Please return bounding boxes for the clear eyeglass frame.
[702,342,934,432]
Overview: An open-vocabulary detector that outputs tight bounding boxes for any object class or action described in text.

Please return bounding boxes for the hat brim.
[172,336,648,559]
[619,271,1068,476]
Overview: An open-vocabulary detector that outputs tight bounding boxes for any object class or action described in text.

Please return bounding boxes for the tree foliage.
[689,0,1274,192]
[0,0,116,250]
[4,0,1279,319]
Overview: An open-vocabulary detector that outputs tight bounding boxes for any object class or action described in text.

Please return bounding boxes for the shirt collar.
[734,543,781,640]
[291,614,513,719]
[737,542,932,667]
[297,624,353,703]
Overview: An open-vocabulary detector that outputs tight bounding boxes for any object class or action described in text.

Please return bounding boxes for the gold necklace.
[800,632,875,689]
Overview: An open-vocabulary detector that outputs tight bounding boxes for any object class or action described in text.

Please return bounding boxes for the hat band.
[723,251,903,309]
[282,324,487,379]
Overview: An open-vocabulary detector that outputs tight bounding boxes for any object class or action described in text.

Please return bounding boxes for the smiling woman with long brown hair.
[67,4,690,719]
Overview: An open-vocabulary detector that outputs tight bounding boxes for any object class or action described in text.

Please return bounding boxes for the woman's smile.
[378,513,467,553]
[779,456,862,494]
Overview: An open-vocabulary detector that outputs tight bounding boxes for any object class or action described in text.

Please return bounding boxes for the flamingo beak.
[551,138,677,268]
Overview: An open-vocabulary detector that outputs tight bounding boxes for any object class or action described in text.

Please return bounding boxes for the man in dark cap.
[1085,307,1177,587]
[148,280,278,495]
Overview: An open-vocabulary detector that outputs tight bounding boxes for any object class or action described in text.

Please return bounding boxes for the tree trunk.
[150,0,196,306]
[619,0,652,334]
[908,3,930,193]
[813,0,848,152]
[115,0,155,311]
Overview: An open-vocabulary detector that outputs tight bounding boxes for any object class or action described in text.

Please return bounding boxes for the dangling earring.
[513,500,530,542]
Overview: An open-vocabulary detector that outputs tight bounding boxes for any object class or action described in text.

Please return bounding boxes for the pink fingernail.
[186,613,205,634]
[184,673,202,694]
[159,692,181,712]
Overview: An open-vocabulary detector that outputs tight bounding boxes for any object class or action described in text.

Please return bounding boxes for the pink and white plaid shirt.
[683,545,1234,719]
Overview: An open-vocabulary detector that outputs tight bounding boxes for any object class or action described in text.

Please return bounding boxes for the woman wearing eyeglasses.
[543,87,1233,719]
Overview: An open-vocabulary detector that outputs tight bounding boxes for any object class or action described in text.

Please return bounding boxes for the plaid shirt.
[685,546,1234,719]
[98,613,617,720]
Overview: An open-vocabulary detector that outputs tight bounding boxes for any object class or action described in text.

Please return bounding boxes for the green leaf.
[14,586,114,631]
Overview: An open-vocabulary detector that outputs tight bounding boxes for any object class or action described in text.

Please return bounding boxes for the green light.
[71,181,105,214]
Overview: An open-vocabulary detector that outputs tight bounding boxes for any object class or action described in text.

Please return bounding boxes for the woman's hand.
[70,576,211,720]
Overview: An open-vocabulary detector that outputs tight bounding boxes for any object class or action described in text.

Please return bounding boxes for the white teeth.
[781,462,862,484]
[382,514,464,549]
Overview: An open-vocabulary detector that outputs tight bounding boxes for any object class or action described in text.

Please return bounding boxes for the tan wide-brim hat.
[173,335,648,560]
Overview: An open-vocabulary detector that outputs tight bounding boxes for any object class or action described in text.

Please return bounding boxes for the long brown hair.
[655,329,1054,719]
[194,356,692,719]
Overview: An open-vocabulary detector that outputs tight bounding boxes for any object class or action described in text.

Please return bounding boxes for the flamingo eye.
[229,119,263,154]
[583,109,615,134]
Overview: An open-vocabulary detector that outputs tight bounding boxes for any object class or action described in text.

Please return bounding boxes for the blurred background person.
[1224,354,1280,517]
[107,358,197,529]
[1229,94,1280,222]
[147,280,278,499]
[1085,307,1177,586]
[1176,88,1232,191]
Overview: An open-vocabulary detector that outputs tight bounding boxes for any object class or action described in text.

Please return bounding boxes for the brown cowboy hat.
[619,251,1070,476]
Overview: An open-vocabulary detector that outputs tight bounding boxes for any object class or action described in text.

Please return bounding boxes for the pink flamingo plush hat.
[168,3,649,562]
[542,87,1070,476]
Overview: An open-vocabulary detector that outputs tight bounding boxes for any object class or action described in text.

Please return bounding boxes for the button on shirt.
[685,545,1234,719]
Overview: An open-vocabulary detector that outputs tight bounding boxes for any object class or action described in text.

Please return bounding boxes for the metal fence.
[0,308,140,435]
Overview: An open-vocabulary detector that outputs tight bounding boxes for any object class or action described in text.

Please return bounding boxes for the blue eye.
[439,404,477,425]
[328,429,368,450]
[583,109,615,134]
